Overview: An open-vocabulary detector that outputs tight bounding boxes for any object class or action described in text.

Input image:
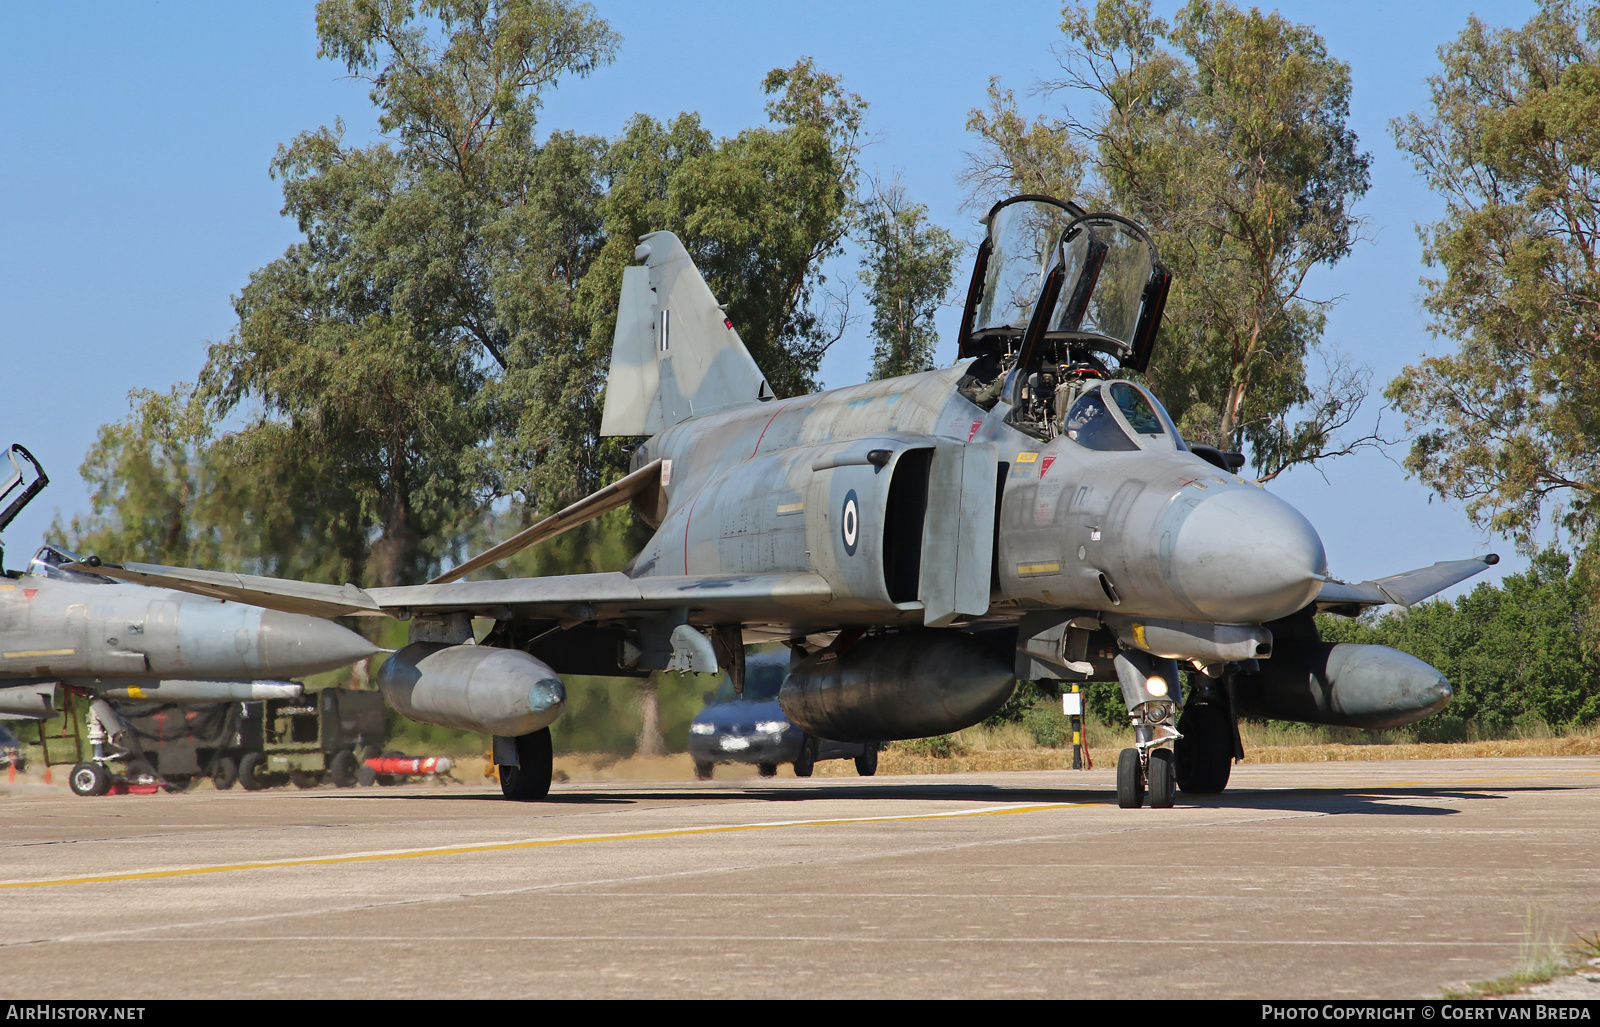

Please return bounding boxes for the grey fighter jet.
[0,444,379,792]
[82,195,1495,808]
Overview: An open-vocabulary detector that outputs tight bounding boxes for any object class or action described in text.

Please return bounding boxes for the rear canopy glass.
[1048,218,1158,352]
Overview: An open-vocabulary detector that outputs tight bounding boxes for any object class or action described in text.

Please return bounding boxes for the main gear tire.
[1175,701,1235,795]
[1147,749,1176,809]
[238,752,267,791]
[854,744,879,777]
[1116,748,1145,809]
[499,727,553,802]
[69,761,111,797]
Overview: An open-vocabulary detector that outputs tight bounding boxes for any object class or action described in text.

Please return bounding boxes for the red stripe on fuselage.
[749,403,789,459]
[683,489,704,575]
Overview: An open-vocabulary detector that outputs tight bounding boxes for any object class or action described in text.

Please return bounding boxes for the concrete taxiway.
[2,757,1598,999]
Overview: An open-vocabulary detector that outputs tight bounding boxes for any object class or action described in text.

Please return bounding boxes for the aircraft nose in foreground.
[1173,486,1328,623]
[256,609,380,677]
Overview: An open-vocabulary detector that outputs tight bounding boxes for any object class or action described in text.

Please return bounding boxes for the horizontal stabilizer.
[1315,554,1500,615]
[600,231,774,437]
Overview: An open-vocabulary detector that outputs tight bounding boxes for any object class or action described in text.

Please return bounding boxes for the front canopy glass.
[972,197,1080,335]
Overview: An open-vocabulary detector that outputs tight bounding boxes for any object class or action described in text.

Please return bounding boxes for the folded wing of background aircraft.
[0,443,379,792]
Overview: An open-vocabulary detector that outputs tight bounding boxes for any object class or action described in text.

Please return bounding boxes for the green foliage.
[966,0,1375,480]
[1317,548,1600,734]
[982,678,1050,725]
[52,386,370,583]
[857,176,961,380]
[76,4,878,590]
[981,680,1119,747]
[1387,0,1600,552]
[893,734,964,759]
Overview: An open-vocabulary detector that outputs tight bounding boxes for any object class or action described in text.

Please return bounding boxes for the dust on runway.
[3,757,1598,999]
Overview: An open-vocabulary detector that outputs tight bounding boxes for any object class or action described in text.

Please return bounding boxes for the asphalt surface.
[3,757,1598,1000]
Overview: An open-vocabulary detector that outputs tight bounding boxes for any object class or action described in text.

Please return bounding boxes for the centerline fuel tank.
[779,630,1015,742]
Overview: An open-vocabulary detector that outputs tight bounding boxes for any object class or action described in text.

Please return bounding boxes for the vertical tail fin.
[600,232,775,437]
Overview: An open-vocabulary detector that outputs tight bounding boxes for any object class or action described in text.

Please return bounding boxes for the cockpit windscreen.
[27,544,115,584]
[1062,392,1138,452]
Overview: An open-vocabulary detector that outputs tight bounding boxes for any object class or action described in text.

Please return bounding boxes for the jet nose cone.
[258,610,380,676]
[1174,486,1327,622]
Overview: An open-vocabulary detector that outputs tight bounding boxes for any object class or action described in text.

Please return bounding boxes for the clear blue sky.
[0,1,1544,599]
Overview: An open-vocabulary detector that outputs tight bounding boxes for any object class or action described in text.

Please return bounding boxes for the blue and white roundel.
[841,490,859,556]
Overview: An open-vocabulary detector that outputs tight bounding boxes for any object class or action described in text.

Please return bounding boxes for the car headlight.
[755,721,788,734]
[689,722,715,735]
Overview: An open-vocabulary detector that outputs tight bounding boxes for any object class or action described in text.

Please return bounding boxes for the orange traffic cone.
[43,767,52,785]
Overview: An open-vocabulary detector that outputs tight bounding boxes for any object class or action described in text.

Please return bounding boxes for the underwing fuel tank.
[1231,640,1453,730]
[779,630,1015,742]
[376,642,566,737]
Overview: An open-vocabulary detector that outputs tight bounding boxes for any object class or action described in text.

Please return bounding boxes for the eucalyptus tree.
[857,176,961,380]
[965,0,1375,480]
[1387,0,1600,552]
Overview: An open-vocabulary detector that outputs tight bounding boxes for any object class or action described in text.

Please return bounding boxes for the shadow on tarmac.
[309,777,1578,817]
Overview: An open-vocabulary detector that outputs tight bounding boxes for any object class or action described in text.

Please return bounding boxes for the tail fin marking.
[600,231,774,437]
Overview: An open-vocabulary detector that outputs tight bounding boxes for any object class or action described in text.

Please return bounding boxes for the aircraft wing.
[1314,554,1499,616]
[77,561,836,624]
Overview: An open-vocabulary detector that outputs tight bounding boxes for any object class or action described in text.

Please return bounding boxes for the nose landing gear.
[1116,699,1180,808]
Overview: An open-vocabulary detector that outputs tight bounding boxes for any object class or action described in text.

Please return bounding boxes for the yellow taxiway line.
[0,801,1092,891]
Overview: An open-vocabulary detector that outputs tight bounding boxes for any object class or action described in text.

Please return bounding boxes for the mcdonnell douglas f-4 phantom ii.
[82,195,1496,808]
[0,444,379,793]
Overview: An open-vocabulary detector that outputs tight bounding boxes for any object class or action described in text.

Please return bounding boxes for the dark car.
[688,650,878,780]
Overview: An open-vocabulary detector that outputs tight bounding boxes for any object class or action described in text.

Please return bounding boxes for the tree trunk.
[636,678,664,757]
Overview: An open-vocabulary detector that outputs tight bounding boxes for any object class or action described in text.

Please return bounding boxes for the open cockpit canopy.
[956,196,1172,442]
[959,196,1169,372]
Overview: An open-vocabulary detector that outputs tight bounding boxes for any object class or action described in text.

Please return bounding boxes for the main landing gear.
[498,728,554,801]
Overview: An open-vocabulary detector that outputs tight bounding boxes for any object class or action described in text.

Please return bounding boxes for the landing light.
[1146,675,1169,697]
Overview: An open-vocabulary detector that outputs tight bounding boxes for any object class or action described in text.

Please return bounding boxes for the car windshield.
[1108,382,1165,435]
[710,659,786,703]
[1063,391,1137,452]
